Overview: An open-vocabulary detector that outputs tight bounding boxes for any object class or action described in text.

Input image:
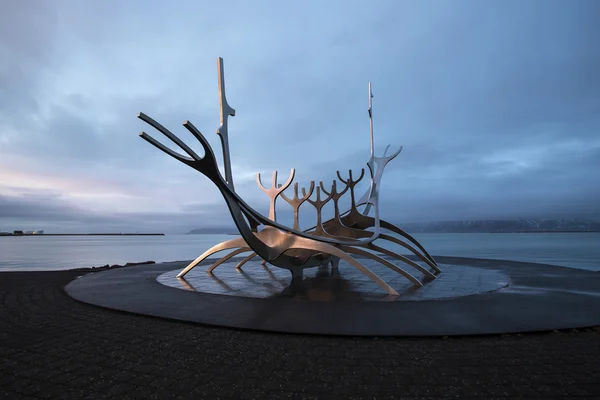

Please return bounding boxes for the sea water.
[0,233,598,272]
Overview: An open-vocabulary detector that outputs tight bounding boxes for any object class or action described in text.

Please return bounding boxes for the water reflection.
[157,259,510,302]
[275,265,359,301]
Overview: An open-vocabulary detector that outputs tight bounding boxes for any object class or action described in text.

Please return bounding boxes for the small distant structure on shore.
[0,231,163,236]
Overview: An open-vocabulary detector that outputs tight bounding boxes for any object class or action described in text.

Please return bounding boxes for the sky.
[1,0,599,234]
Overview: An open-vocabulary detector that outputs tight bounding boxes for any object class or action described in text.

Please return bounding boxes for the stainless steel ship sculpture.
[137,58,440,295]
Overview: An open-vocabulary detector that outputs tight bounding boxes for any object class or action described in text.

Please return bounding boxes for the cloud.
[1,0,600,233]
[0,192,234,234]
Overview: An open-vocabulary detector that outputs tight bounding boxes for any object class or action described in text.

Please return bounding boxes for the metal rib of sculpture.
[137,57,440,296]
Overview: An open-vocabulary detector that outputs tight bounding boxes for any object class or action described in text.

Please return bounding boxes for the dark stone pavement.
[67,259,600,336]
[2,269,600,399]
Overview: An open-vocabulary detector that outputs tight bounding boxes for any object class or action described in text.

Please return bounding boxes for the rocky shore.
[72,260,156,273]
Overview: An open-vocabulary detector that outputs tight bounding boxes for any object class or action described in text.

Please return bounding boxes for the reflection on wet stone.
[157,256,510,302]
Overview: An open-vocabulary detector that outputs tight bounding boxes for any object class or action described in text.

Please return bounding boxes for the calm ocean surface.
[0,233,599,272]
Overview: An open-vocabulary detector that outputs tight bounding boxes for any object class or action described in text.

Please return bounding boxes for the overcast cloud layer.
[1,0,599,233]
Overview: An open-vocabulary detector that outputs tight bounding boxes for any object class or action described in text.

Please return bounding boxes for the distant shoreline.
[189,231,599,235]
[410,230,600,234]
[508,230,598,233]
[0,233,165,237]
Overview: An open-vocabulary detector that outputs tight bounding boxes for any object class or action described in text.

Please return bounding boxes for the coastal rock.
[124,261,155,267]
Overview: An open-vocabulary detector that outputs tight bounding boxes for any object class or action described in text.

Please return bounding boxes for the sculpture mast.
[368,82,374,157]
[216,57,236,189]
[363,82,376,215]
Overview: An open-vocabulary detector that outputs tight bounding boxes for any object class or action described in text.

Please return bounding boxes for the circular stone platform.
[65,256,600,336]
[157,261,509,301]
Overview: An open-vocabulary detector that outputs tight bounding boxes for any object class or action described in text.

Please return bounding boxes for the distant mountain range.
[398,218,600,233]
[187,218,599,235]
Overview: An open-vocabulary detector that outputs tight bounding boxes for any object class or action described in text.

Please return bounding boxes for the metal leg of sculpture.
[318,211,437,279]
[319,205,438,275]
[330,258,341,277]
[339,210,438,268]
[208,247,251,273]
[376,234,440,274]
[349,228,441,278]
[177,237,248,278]
[290,268,303,280]
[331,257,340,269]
[340,246,423,287]
[364,243,436,280]
[282,237,399,295]
[235,252,258,270]
[317,186,438,275]
[379,220,438,266]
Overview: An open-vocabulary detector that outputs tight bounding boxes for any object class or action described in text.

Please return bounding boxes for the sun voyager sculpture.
[137,58,439,295]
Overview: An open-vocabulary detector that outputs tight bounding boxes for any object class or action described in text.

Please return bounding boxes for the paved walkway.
[1,269,600,399]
